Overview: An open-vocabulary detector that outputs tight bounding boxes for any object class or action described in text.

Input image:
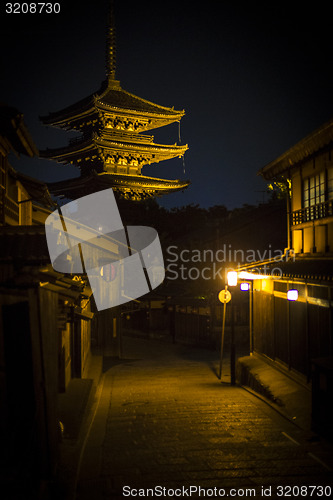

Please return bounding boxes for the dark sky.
[1,0,332,210]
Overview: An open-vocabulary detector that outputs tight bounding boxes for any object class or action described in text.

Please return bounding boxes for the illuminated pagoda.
[40,7,189,201]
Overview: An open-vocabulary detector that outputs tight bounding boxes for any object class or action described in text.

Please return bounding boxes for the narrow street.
[74,335,333,500]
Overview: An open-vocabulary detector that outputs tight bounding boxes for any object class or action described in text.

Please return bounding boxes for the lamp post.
[287,287,298,371]
[249,281,253,355]
[240,281,253,355]
[227,271,237,385]
[218,286,231,380]
[218,271,237,384]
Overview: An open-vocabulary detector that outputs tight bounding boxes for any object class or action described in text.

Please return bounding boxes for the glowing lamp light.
[287,289,298,301]
[240,282,250,291]
[238,271,271,280]
[227,271,238,287]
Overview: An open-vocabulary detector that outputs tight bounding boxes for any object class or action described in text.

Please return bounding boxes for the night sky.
[1,0,332,210]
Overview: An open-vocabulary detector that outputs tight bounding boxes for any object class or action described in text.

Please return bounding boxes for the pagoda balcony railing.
[292,200,333,225]
[100,130,154,143]
[68,131,155,146]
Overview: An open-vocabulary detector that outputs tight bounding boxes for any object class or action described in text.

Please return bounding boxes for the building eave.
[39,95,95,127]
[0,105,38,157]
[9,167,56,208]
[258,118,333,180]
[96,88,185,120]
[238,255,333,283]
[40,82,185,130]
[39,137,188,163]
[39,141,95,160]
[47,171,190,199]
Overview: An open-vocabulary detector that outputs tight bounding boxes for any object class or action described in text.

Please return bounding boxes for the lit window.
[328,167,333,200]
[303,172,325,208]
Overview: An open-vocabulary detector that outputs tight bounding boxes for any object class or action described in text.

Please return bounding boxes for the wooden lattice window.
[303,172,325,208]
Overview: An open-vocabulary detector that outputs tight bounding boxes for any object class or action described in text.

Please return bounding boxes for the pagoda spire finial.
[106,0,117,83]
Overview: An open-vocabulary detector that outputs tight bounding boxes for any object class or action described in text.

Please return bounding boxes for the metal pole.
[249,281,253,355]
[230,298,236,385]
[219,285,227,380]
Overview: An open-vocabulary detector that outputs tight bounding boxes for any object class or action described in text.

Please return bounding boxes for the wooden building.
[260,118,333,255]
[238,120,333,389]
[0,229,91,495]
[0,106,95,496]
[0,104,54,226]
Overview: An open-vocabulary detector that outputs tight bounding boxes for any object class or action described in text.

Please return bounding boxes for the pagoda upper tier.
[41,79,186,133]
[40,77,189,198]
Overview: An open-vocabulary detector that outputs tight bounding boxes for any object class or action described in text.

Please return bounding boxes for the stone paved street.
[76,335,333,499]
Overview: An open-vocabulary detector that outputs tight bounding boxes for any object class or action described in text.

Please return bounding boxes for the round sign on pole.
[218,289,231,303]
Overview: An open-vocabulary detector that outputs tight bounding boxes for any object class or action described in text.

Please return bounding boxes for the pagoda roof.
[0,104,39,157]
[259,118,333,180]
[8,165,55,208]
[39,133,188,164]
[47,170,190,200]
[40,80,185,130]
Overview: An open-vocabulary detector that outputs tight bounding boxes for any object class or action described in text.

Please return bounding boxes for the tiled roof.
[39,135,188,161]
[40,95,94,125]
[40,81,184,126]
[97,87,184,116]
[273,258,333,281]
[47,171,190,199]
[9,167,55,208]
[241,257,333,282]
[259,118,333,180]
[0,104,39,157]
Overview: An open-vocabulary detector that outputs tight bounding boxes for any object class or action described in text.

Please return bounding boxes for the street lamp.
[287,289,298,301]
[240,280,253,354]
[218,285,231,380]
[227,271,238,287]
[227,270,237,385]
[219,271,250,383]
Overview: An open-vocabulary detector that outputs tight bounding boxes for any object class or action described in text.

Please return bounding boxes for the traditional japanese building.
[236,119,333,438]
[40,8,189,201]
[0,104,54,225]
[0,105,96,495]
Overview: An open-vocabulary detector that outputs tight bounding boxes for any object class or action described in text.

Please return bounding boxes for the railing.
[292,200,333,225]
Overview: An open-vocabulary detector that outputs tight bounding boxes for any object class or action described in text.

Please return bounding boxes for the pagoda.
[40,7,189,201]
